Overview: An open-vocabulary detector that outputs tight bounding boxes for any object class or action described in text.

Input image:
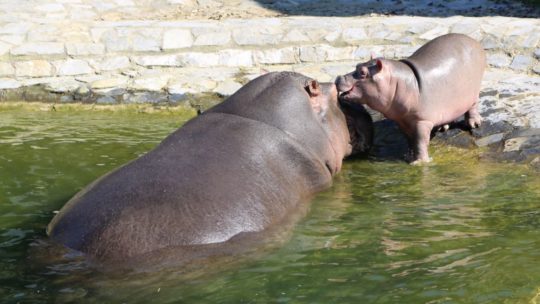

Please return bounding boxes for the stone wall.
[0,16,539,104]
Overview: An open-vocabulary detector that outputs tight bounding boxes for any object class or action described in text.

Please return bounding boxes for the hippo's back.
[47,113,331,262]
[407,34,486,124]
[408,33,485,72]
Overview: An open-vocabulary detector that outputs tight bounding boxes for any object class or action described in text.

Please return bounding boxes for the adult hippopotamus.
[47,72,373,265]
[336,33,486,164]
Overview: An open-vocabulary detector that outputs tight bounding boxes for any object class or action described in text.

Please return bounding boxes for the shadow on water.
[252,0,540,18]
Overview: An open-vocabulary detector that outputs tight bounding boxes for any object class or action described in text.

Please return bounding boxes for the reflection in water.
[0,107,539,303]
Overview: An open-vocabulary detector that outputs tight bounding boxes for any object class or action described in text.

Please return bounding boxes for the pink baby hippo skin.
[336,33,486,164]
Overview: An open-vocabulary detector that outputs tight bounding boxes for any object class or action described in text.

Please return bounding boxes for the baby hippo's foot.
[465,109,482,129]
[410,157,433,166]
[436,124,450,132]
[467,115,482,129]
[405,149,432,165]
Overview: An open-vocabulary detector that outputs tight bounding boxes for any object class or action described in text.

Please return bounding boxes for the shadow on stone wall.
[252,0,540,18]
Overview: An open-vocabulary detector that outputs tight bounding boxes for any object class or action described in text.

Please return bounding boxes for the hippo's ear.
[305,80,321,97]
[305,80,323,114]
[376,59,383,72]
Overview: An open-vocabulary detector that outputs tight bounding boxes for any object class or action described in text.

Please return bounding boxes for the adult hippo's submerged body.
[47,72,373,266]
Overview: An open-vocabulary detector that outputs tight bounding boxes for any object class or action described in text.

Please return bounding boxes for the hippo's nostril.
[335,77,353,94]
[324,161,335,175]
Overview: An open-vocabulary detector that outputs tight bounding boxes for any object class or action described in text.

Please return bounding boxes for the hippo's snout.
[335,75,352,93]
[335,74,359,102]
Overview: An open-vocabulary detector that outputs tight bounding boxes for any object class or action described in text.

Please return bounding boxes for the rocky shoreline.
[0,0,538,169]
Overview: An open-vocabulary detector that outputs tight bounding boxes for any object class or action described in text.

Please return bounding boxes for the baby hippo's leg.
[465,99,482,129]
[410,120,434,165]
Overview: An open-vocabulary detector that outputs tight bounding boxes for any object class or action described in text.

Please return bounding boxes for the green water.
[1,106,539,304]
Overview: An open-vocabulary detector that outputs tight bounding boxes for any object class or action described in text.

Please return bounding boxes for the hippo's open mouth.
[338,87,355,102]
[339,89,352,98]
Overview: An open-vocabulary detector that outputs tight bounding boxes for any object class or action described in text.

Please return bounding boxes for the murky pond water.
[1,105,539,303]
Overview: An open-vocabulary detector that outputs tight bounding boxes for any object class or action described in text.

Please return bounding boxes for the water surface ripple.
[0,108,539,303]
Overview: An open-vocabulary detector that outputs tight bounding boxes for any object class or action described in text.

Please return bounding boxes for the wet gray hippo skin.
[47,72,372,263]
[336,33,486,164]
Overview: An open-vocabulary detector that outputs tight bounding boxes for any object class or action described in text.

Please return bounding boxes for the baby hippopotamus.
[336,33,486,164]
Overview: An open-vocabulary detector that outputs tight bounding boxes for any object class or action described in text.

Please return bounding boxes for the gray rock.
[45,80,82,93]
[59,95,74,103]
[132,55,181,67]
[66,43,105,56]
[115,0,135,6]
[193,28,231,46]
[232,26,283,45]
[75,85,91,96]
[503,137,528,152]
[406,22,436,35]
[93,88,126,97]
[475,133,505,147]
[326,46,355,61]
[0,35,25,45]
[0,41,11,56]
[254,47,297,64]
[0,23,33,35]
[509,128,540,138]
[189,94,222,112]
[451,21,480,35]
[132,34,161,52]
[96,96,117,104]
[213,80,242,97]
[167,84,193,95]
[36,3,65,12]
[502,133,540,161]
[510,55,533,71]
[535,49,540,59]
[162,29,193,50]
[95,56,131,71]
[481,35,501,50]
[178,52,219,67]
[20,86,57,102]
[342,27,368,42]
[533,65,540,75]
[299,46,326,62]
[91,78,129,90]
[100,30,131,52]
[0,78,20,89]
[419,26,448,40]
[124,92,168,103]
[131,76,169,91]
[444,132,476,149]
[283,29,311,43]
[0,62,14,76]
[54,59,93,76]
[471,121,514,138]
[167,0,196,4]
[487,53,511,68]
[480,89,498,98]
[15,60,53,77]
[218,50,253,67]
[11,42,65,56]
[530,157,540,171]
[521,32,540,48]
